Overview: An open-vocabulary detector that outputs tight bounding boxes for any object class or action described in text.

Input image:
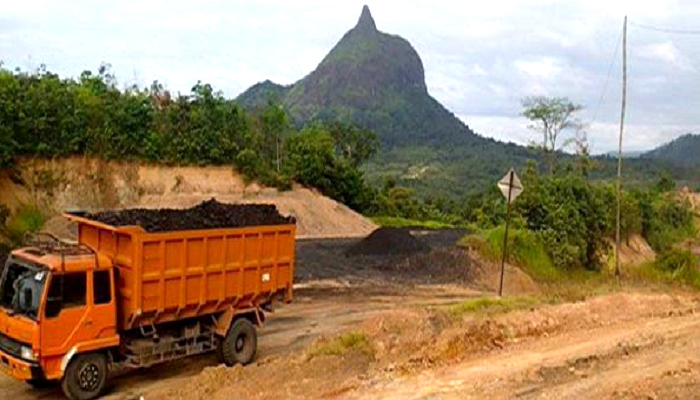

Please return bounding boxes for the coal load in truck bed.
[81,199,295,232]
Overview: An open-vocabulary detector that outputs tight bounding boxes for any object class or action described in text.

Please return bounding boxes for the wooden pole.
[615,16,627,279]
[499,170,514,296]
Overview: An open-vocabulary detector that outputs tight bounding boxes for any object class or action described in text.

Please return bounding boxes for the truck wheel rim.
[235,334,246,352]
[78,362,100,391]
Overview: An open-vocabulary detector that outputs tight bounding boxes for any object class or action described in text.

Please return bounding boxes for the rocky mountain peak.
[355,5,376,32]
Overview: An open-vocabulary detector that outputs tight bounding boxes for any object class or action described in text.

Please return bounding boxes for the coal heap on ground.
[346,227,430,256]
[80,199,295,232]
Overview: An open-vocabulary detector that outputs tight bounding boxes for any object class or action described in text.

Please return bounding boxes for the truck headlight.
[20,346,36,361]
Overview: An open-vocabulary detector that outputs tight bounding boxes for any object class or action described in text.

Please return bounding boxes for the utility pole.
[615,16,628,279]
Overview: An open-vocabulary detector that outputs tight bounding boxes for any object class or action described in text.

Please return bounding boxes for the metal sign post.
[497,168,523,297]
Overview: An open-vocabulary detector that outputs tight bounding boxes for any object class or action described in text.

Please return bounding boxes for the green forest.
[0,63,383,211]
[0,64,697,277]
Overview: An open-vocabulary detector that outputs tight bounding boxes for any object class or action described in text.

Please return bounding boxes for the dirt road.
[0,282,478,400]
[2,235,699,400]
[348,295,700,400]
[2,286,699,400]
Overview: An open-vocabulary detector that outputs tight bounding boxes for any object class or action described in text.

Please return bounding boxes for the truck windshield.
[0,257,47,319]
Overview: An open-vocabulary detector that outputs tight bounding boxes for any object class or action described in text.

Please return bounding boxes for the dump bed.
[64,213,295,330]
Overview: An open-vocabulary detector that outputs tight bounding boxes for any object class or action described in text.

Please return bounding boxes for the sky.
[2,0,700,154]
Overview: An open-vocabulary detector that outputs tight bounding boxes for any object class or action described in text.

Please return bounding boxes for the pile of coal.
[80,199,295,232]
[345,227,430,256]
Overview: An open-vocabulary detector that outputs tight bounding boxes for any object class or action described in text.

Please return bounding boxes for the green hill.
[236,80,290,111]
[642,133,700,167]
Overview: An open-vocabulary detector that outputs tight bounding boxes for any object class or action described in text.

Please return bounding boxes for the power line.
[629,20,700,35]
[590,27,622,128]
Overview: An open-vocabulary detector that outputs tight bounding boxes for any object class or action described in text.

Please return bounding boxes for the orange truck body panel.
[64,214,296,330]
[0,309,38,380]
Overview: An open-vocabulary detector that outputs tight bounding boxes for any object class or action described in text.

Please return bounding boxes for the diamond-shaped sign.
[497,168,523,203]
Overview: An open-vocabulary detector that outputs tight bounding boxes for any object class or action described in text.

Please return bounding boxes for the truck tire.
[61,353,108,400]
[220,318,257,366]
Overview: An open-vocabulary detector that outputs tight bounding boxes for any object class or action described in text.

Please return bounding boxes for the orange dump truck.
[0,205,295,400]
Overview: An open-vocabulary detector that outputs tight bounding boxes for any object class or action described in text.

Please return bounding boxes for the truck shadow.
[102,353,219,399]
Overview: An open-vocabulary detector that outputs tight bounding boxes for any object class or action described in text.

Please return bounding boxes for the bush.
[516,176,611,270]
[638,193,695,252]
[4,203,46,245]
[646,248,700,288]
[464,227,559,281]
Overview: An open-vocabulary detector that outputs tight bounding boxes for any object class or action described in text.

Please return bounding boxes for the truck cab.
[0,206,295,400]
[0,234,118,399]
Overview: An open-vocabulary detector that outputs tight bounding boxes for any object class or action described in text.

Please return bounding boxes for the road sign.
[496,168,523,296]
[497,168,523,204]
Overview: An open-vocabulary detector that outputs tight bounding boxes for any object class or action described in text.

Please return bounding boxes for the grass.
[634,248,700,289]
[448,295,539,317]
[448,275,625,318]
[460,227,561,282]
[308,330,373,358]
[371,216,456,229]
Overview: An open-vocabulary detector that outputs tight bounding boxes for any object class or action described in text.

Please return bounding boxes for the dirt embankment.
[0,157,376,238]
[616,233,656,266]
[142,292,699,400]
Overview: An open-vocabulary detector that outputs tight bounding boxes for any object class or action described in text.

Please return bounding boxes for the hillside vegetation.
[642,133,700,167]
[237,6,699,197]
[0,63,384,211]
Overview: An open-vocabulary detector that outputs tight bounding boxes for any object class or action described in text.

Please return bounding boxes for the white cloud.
[515,57,563,78]
[637,41,695,71]
[1,0,700,152]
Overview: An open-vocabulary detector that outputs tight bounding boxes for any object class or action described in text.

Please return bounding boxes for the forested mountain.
[240,5,476,147]
[237,6,700,196]
[642,134,700,167]
[237,6,538,196]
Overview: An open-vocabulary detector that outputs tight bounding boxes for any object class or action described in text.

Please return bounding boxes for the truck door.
[40,269,115,377]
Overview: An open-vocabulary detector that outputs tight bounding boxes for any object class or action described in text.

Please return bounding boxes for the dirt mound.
[1,157,376,238]
[346,227,430,256]
[80,199,295,232]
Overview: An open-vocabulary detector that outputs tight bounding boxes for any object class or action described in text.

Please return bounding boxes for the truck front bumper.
[0,348,42,381]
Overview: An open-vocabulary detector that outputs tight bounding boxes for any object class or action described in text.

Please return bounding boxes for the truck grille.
[0,331,25,359]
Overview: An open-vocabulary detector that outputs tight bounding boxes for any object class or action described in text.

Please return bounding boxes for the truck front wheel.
[219,318,257,366]
[61,353,108,400]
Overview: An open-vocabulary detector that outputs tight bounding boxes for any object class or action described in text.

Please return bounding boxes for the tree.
[260,100,289,173]
[326,122,378,167]
[565,129,594,178]
[654,172,675,193]
[521,96,584,173]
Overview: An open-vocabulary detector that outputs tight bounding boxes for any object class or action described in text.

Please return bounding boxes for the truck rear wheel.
[61,353,108,400]
[220,318,257,366]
